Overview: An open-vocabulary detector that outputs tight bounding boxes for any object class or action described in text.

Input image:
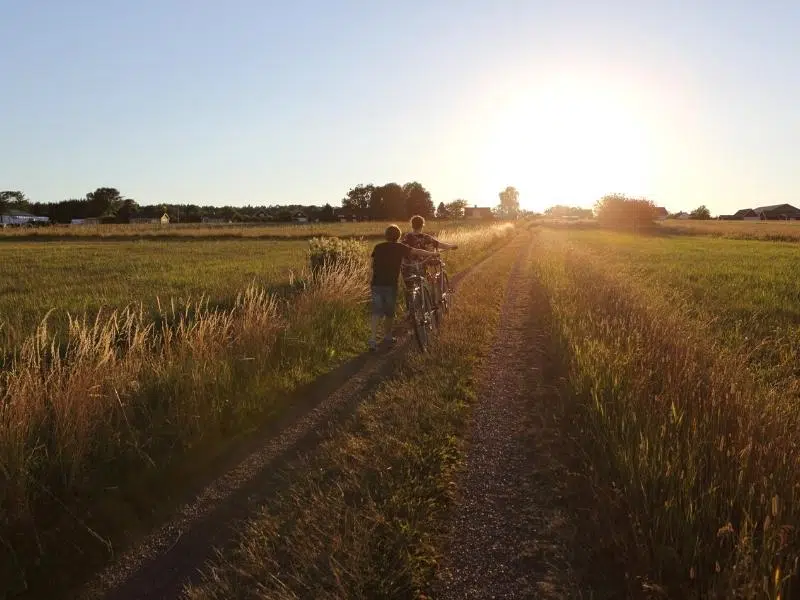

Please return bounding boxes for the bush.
[308,237,367,273]
[594,194,658,231]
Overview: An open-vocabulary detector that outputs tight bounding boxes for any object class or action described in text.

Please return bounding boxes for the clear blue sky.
[2,1,798,214]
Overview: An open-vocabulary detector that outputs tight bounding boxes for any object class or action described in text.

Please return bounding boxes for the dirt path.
[72,251,497,600]
[436,239,626,599]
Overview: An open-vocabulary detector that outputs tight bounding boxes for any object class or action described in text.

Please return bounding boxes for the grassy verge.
[533,229,800,598]
[184,232,525,599]
[0,224,513,597]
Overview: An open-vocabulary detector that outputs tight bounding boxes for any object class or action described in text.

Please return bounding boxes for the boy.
[400,214,459,255]
[400,215,458,281]
[370,224,437,351]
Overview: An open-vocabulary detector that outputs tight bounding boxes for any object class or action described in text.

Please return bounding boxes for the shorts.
[371,285,398,318]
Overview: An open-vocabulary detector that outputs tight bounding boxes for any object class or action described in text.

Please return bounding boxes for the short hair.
[385,224,401,242]
[410,215,425,230]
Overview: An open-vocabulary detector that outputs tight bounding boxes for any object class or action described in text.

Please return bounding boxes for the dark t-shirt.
[371,242,413,288]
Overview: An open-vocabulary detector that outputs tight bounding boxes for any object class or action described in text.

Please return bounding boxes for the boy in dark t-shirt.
[370,224,437,350]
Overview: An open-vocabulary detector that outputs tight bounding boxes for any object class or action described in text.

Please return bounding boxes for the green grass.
[554,229,800,386]
[0,240,306,352]
[533,228,800,598]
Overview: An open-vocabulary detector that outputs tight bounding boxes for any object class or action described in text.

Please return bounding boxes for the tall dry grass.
[0,223,513,594]
[534,230,800,598]
[0,252,369,593]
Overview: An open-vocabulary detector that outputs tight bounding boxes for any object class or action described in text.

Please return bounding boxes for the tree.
[342,184,374,218]
[320,203,336,222]
[690,205,711,220]
[593,193,658,230]
[498,186,520,218]
[86,187,125,218]
[403,181,434,219]
[446,199,467,219]
[370,183,405,220]
[0,190,30,212]
[436,201,449,219]
[116,198,139,223]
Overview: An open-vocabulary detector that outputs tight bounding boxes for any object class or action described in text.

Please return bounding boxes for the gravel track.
[437,237,591,599]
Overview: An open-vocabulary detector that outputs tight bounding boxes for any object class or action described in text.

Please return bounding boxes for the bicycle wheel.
[424,284,440,332]
[410,286,428,351]
[439,270,451,315]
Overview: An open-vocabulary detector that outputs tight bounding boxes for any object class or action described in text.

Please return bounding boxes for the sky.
[2,1,799,215]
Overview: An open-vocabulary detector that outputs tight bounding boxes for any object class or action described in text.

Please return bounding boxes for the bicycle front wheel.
[410,288,428,351]
[439,271,451,316]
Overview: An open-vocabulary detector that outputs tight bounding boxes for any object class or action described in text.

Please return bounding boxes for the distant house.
[0,209,49,226]
[654,207,669,220]
[674,211,690,220]
[337,212,358,223]
[292,212,308,223]
[464,206,493,220]
[71,217,101,226]
[753,204,800,220]
[160,213,170,225]
[734,208,760,221]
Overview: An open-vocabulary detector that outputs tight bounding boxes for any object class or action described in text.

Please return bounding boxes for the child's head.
[410,215,425,231]
[385,224,402,242]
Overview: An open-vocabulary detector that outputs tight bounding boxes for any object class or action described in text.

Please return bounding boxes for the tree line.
[1,183,522,224]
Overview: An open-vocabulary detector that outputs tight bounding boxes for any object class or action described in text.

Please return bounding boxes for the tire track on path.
[73,245,505,600]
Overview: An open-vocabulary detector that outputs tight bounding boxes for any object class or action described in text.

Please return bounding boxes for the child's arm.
[410,247,438,258]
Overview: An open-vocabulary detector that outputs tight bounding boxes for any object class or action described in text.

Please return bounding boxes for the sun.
[478,73,654,213]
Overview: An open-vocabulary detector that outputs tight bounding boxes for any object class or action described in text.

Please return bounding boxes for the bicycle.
[402,254,453,351]
[402,261,439,351]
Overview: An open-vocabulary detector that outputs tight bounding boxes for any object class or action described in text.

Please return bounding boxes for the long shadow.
[75,338,412,600]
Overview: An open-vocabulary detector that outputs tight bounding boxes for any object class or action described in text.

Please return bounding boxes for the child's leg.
[370,313,380,344]
[383,287,397,342]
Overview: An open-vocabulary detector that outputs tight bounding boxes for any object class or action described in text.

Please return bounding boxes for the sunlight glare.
[479,73,654,212]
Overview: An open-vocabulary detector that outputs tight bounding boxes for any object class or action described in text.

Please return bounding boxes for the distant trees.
[594,193,658,230]
[339,181,435,220]
[690,205,711,220]
[544,205,594,219]
[496,186,520,218]
[446,199,467,219]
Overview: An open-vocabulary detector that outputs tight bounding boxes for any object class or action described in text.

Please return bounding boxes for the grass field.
[0,240,306,352]
[0,221,514,596]
[0,220,481,240]
[0,221,489,352]
[533,226,800,598]
[660,218,800,241]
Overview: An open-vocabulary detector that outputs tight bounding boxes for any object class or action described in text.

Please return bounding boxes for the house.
[464,206,493,220]
[292,212,308,223]
[733,208,760,221]
[654,207,669,220]
[0,209,49,226]
[160,213,170,225]
[753,204,800,220]
[674,211,690,220]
